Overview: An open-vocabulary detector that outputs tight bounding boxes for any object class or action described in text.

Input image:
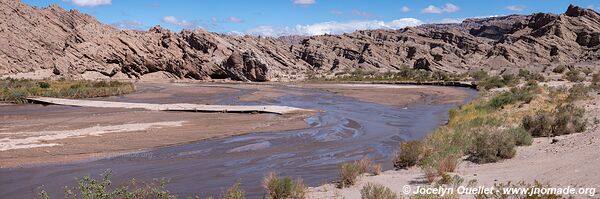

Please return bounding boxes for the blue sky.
[22,0,600,36]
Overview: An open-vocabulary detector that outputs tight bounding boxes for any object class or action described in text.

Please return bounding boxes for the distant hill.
[1,0,599,81]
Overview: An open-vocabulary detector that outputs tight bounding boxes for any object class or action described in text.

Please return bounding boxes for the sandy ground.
[307,89,600,199]
[303,83,471,107]
[0,83,311,168]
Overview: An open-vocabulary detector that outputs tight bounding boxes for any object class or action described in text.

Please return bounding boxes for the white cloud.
[292,0,316,6]
[401,6,411,13]
[351,10,371,18]
[64,0,111,7]
[422,5,442,14]
[443,3,460,13]
[161,16,201,29]
[506,5,526,11]
[111,20,145,30]
[330,9,343,15]
[422,3,460,14]
[246,18,422,37]
[227,17,243,23]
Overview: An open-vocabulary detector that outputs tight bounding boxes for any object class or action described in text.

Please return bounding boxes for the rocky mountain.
[0,0,599,81]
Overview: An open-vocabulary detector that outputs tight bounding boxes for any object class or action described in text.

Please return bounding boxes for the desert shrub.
[522,110,554,137]
[564,70,584,82]
[436,174,464,188]
[38,81,51,89]
[436,153,460,175]
[553,103,587,136]
[518,69,545,82]
[523,103,586,137]
[518,69,531,78]
[483,87,535,109]
[477,76,506,90]
[505,127,533,146]
[360,183,397,199]
[469,128,516,163]
[262,173,305,199]
[393,140,424,169]
[0,79,135,103]
[567,83,590,101]
[502,74,519,86]
[552,65,566,73]
[45,170,177,199]
[356,159,372,174]
[592,72,600,91]
[420,165,438,184]
[582,67,594,75]
[222,181,245,199]
[371,164,382,175]
[339,162,362,187]
[470,70,489,81]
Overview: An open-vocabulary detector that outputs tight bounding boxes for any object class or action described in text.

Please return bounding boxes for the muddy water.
[0,84,475,199]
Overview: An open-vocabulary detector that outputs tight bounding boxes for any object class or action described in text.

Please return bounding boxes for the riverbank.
[307,82,600,198]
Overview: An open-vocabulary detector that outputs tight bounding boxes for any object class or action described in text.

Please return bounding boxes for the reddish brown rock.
[1,0,599,81]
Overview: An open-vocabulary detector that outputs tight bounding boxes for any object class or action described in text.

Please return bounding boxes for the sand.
[303,83,471,107]
[0,83,314,168]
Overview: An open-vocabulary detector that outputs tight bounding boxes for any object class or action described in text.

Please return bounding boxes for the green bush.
[41,170,177,199]
[262,173,305,199]
[1,79,135,104]
[469,128,516,163]
[338,160,369,188]
[553,103,587,136]
[523,103,586,137]
[484,87,534,109]
[552,65,566,74]
[591,72,600,91]
[38,81,51,89]
[564,70,584,82]
[222,181,245,199]
[518,69,531,78]
[393,140,424,169]
[505,127,532,146]
[518,69,545,82]
[360,183,397,199]
[567,83,590,101]
[470,70,489,81]
[522,110,554,137]
[477,76,506,90]
[501,74,519,87]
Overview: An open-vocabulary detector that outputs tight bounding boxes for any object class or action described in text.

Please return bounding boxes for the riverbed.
[0,83,475,198]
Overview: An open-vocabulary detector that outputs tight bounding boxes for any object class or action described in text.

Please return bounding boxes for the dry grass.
[338,159,374,188]
[371,164,382,176]
[262,173,306,199]
[222,181,245,199]
[436,153,460,175]
[393,140,425,169]
[356,159,372,174]
[360,183,398,199]
[421,166,438,184]
[1,78,134,103]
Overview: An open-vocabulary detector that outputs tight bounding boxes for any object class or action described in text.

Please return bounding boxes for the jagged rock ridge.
[0,1,599,81]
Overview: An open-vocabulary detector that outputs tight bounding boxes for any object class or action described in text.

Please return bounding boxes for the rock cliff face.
[0,1,599,81]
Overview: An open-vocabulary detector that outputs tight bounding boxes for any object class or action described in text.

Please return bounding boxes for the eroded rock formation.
[0,1,599,81]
